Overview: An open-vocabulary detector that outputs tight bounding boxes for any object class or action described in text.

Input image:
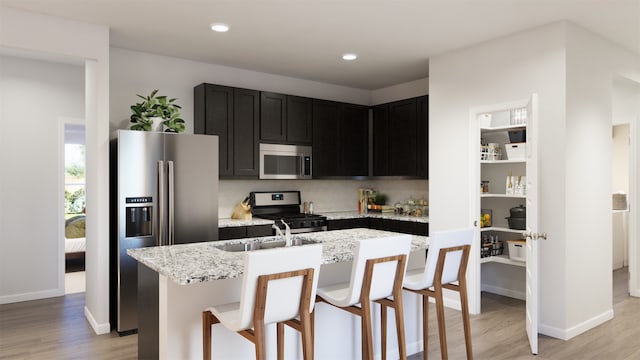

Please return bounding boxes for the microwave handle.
[300,154,304,177]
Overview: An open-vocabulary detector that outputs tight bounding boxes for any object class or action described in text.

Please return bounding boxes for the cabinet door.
[388,98,417,176]
[194,84,234,177]
[372,104,389,176]
[286,95,313,144]
[327,218,369,230]
[246,224,274,237]
[341,104,369,176]
[233,88,260,178]
[219,227,246,240]
[416,96,429,179]
[312,100,342,177]
[260,92,286,142]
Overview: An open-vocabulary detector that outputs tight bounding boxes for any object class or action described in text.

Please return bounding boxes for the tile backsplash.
[219,179,428,218]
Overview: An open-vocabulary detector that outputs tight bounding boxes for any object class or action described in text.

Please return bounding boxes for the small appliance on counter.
[250,191,327,233]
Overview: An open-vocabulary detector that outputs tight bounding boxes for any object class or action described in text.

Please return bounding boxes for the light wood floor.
[1,268,638,359]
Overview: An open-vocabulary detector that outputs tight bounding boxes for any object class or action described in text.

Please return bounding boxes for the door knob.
[522,231,548,240]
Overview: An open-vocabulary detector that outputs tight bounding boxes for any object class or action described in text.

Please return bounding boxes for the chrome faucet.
[273,223,285,241]
[281,219,292,246]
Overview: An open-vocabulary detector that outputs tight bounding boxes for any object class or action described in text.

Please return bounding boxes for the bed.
[65,215,86,263]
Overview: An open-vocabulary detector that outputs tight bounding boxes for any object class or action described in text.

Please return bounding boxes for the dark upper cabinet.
[260,92,286,142]
[260,92,313,145]
[312,100,341,176]
[194,83,259,179]
[372,96,428,178]
[194,84,234,177]
[313,100,368,177]
[233,88,260,178]
[286,95,313,144]
[417,96,429,178]
[341,103,369,176]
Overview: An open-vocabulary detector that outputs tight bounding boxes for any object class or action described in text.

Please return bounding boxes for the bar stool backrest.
[237,244,323,330]
[421,228,474,288]
[346,235,412,305]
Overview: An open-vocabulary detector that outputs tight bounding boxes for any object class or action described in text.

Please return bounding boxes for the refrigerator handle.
[168,160,175,245]
[157,160,165,246]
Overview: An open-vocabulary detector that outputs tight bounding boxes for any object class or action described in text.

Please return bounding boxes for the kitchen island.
[129,228,429,360]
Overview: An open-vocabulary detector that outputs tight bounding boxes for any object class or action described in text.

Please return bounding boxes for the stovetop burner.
[249,191,327,233]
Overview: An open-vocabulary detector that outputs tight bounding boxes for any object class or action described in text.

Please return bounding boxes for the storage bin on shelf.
[505,142,526,160]
[507,240,526,262]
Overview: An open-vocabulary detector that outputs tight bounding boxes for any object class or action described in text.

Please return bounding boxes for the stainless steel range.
[250,191,327,233]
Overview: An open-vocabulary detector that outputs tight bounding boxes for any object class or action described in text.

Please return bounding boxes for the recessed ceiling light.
[210,23,230,32]
[342,53,357,61]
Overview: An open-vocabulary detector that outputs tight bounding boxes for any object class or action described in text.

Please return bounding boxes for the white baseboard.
[481,284,525,300]
[84,306,111,335]
[631,288,640,297]
[0,288,63,305]
[539,309,613,340]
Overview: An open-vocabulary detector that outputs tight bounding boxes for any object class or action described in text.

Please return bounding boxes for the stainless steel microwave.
[259,143,312,179]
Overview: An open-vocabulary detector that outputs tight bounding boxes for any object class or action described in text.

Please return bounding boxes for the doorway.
[64,122,86,294]
[611,124,630,303]
[612,75,640,299]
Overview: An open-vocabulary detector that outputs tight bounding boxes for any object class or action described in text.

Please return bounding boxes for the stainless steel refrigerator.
[110,130,218,334]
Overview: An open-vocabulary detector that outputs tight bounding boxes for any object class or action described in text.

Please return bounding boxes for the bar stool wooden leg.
[300,310,314,360]
[459,283,473,360]
[277,322,285,360]
[421,295,429,360]
[202,311,220,360]
[434,285,448,360]
[381,303,388,360]
[393,296,407,360]
[361,301,374,360]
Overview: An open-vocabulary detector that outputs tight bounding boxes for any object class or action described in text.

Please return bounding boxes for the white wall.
[371,77,428,105]
[612,125,630,194]
[428,20,640,340]
[110,47,372,133]
[0,7,111,334]
[219,179,428,218]
[110,48,429,214]
[0,55,84,302]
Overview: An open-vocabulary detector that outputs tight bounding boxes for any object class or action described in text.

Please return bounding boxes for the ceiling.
[1,0,638,90]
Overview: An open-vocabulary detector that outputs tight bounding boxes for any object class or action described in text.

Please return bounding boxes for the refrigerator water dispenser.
[125,206,152,237]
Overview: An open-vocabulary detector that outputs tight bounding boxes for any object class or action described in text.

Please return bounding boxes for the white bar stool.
[403,228,474,360]
[202,244,323,360]
[315,235,412,360]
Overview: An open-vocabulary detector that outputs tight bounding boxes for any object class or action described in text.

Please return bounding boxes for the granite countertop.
[219,218,274,227]
[128,228,429,285]
[322,211,429,223]
[219,211,428,227]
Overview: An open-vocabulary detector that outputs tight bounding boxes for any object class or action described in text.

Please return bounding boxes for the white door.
[525,94,540,354]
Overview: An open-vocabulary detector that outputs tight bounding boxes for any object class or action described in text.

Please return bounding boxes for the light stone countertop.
[321,211,429,223]
[218,218,274,227]
[128,228,429,285]
[219,211,428,227]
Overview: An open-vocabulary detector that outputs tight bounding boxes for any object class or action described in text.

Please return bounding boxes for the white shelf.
[481,159,526,164]
[481,193,526,198]
[480,124,526,133]
[480,227,525,234]
[480,255,526,267]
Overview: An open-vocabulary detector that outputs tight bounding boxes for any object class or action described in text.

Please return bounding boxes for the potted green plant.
[129,89,185,133]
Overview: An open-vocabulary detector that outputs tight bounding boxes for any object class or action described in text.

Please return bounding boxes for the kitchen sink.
[214,237,320,252]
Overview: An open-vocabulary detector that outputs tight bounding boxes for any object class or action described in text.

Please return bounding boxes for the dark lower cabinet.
[313,100,368,178]
[368,217,429,236]
[194,84,259,179]
[219,224,274,240]
[327,218,370,231]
